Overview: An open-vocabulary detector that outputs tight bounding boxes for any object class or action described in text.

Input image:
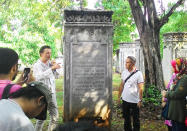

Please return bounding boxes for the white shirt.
[121,69,144,103]
[33,60,59,93]
[0,99,34,131]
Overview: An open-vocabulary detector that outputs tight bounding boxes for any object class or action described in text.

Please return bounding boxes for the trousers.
[35,92,59,131]
[122,100,140,131]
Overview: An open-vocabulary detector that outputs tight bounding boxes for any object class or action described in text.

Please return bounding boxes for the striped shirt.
[33,60,59,93]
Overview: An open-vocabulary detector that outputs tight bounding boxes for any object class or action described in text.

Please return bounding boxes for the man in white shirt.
[118,56,144,131]
[33,45,60,131]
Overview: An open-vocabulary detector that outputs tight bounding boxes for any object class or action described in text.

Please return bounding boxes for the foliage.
[143,84,162,106]
[112,73,121,88]
[159,10,187,57]
[161,11,187,32]
[102,0,186,55]
[0,0,72,65]
[102,0,136,53]
[160,10,187,57]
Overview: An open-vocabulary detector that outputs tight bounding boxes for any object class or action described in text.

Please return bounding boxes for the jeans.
[35,93,59,131]
[122,100,140,131]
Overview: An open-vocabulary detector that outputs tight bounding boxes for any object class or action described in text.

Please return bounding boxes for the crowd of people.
[0,46,186,131]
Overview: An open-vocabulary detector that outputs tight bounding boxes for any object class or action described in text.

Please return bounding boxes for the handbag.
[161,100,169,119]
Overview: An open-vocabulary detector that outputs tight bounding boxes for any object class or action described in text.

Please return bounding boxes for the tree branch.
[145,0,159,29]
[141,0,147,32]
[159,0,185,28]
[127,0,146,35]
[141,0,146,15]
[0,0,12,9]
[0,0,7,5]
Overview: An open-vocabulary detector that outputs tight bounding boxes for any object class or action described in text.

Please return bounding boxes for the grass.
[112,73,121,90]
[56,78,64,124]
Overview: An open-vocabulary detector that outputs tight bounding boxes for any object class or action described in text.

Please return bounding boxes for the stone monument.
[162,32,187,84]
[63,10,113,127]
[116,40,144,73]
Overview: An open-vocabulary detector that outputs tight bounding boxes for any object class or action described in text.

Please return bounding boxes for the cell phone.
[23,68,30,81]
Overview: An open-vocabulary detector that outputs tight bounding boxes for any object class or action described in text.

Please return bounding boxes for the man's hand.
[137,101,142,108]
[137,83,143,108]
[117,97,121,105]
[15,71,35,85]
[15,72,24,85]
[118,80,124,104]
[51,60,56,65]
[51,63,61,70]
[26,71,35,83]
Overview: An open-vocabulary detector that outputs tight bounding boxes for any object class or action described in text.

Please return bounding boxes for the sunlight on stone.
[92,50,99,57]
[77,44,92,54]
[100,106,110,120]
[74,108,88,122]
[95,100,105,115]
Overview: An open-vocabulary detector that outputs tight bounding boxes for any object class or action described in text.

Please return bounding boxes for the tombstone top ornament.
[64,10,113,23]
[163,32,187,42]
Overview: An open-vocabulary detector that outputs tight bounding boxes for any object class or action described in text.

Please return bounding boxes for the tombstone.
[63,10,113,128]
[114,49,120,73]
[162,32,187,84]
[117,40,144,73]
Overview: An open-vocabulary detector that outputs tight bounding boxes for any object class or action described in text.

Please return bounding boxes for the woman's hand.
[162,90,167,97]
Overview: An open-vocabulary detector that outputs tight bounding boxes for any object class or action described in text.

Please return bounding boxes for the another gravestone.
[162,32,187,84]
[117,40,144,73]
[63,10,113,127]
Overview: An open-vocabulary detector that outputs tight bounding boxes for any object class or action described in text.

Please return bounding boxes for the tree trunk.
[140,26,164,90]
[127,0,184,90]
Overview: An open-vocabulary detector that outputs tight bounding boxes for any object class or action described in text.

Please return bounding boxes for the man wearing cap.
[0,81,52,131]
[118,56,144,131]
[33,45,60,131]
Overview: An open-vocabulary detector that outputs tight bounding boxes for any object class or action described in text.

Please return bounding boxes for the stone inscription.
[176,49,187,58]
[71,42,107,97]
